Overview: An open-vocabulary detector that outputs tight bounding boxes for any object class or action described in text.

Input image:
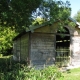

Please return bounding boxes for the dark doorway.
[56,27,70,67]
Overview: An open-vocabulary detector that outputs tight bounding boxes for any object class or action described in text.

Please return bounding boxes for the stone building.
[13,17,80,69]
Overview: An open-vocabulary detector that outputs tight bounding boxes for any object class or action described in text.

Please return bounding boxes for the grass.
[61,68,80,80]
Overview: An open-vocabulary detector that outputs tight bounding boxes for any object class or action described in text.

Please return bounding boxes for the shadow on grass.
[0,56,27,80]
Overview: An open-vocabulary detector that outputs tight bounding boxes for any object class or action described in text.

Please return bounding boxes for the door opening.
[56,27,70,67]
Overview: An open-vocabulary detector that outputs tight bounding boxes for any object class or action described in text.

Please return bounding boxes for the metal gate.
[55,45,70,67]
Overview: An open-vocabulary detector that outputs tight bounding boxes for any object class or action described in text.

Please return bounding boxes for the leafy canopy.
[74,10,80,22]
[0,0,71,32]
[0,26,17,54]
[0,0,43,32]
[0,0,71,54]
[32,0,71,26]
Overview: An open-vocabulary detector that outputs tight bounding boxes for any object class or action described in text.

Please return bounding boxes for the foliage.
[0,0,43,32]
[32,0,71,27]
[0,65,62,80]
[74,10,80,22]
[68,21,76,28]
[0,27,17,54]
[1,56,80,80]
[0,55,24,80]
[0,0,71,54]
[0,56,63,80]
[32,17,46,25]
[0,0,71,32]
[24,66,62,80]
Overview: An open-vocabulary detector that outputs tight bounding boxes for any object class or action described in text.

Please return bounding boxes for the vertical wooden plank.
[13,40,17,61]
[27,32,31,65]
[13,38,21,61]
[20,33,29,62]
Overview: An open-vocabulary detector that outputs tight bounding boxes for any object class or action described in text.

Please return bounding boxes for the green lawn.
[59,68,80,80]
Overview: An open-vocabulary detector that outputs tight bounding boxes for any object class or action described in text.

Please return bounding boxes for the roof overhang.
[68,17,80,28]
[13,17,80,40]
[28,17,80,33]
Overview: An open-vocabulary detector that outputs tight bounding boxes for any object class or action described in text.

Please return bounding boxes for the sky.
[61,0,80,17]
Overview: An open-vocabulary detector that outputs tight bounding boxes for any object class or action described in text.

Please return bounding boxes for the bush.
[0,65,63,80]
[22,65,63,80]
[0,57,63,80]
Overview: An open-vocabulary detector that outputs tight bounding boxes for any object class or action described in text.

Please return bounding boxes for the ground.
[61,68,80,80]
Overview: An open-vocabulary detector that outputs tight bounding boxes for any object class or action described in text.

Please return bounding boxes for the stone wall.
[71,36,80,66]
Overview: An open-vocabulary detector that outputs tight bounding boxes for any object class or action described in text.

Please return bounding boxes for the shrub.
[0,58,63,80]
[22,65,63,80]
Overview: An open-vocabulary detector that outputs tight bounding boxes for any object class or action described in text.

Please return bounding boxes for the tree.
[0,0,71,32]
[32,0,71,28]
[74,10,80,22]
[0,0,71,54]
[0,27,17,55]
[0,0,43,32]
